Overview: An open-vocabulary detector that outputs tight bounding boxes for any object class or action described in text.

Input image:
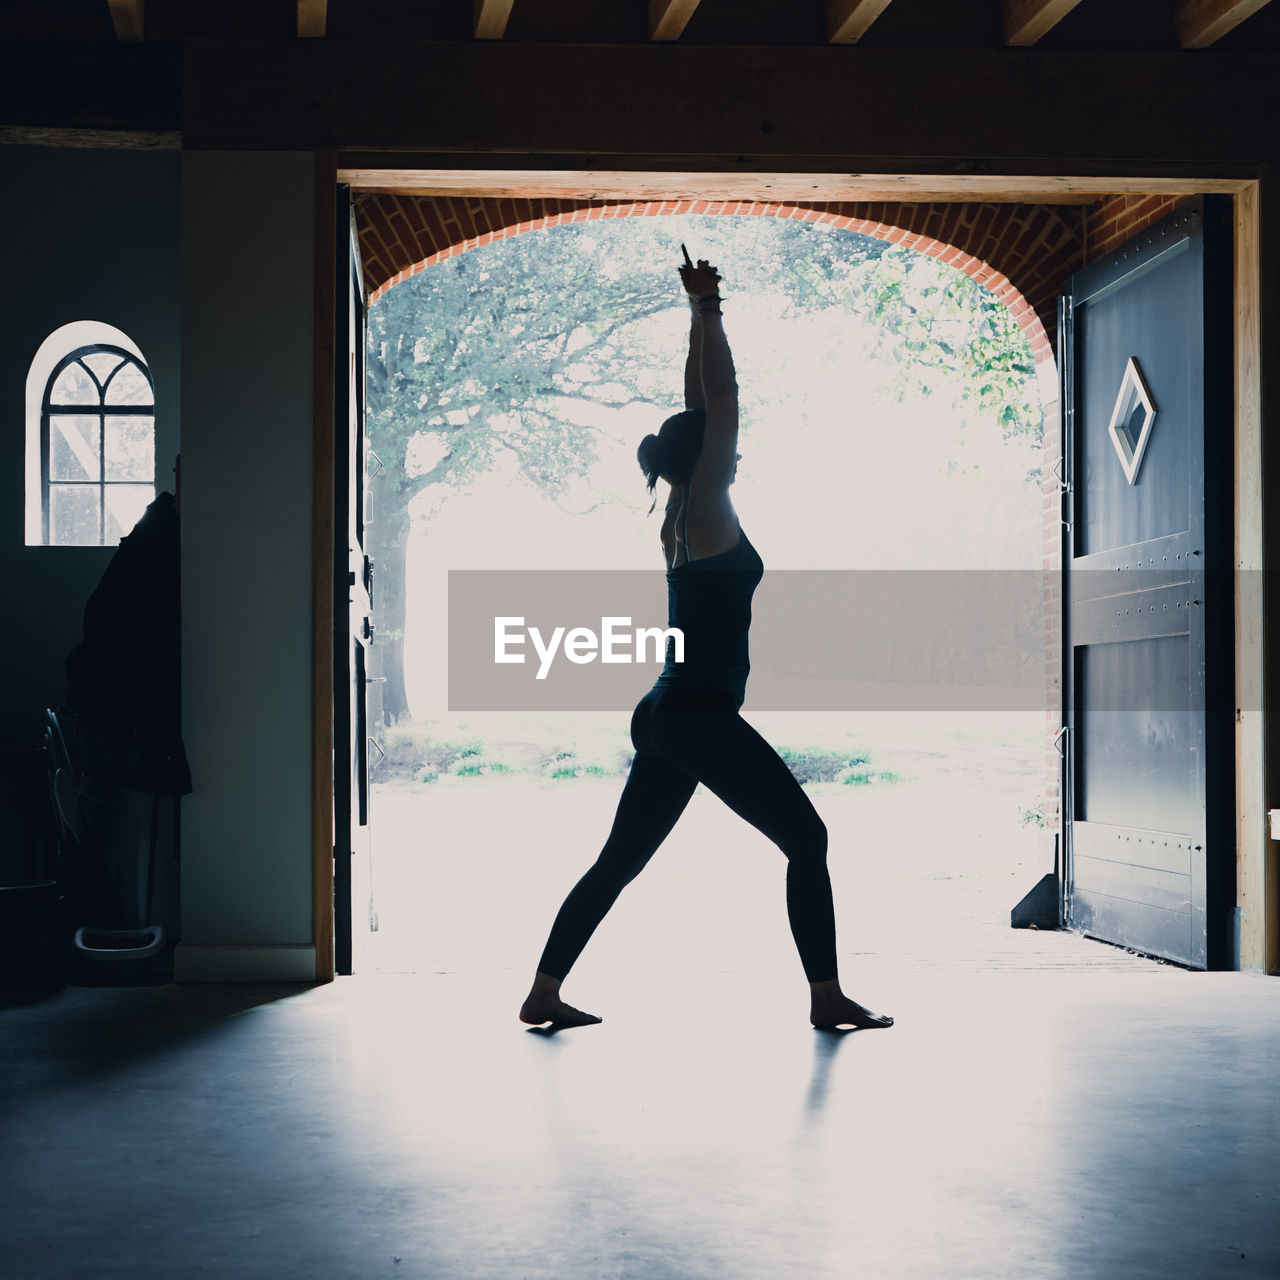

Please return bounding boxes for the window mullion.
[41,408,51,544]
[99,409,106,544]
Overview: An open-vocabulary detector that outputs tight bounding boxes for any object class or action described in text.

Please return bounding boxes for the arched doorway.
[353,199,1065,975]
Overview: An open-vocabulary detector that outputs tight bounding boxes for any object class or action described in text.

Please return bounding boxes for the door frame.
[312,150,337,981]
[309,163,1276,979]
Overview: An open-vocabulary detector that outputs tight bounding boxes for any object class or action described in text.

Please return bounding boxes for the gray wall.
[0,147,181,746]
[176,152,316,979]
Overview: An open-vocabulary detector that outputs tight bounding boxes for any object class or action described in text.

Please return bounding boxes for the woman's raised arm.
[683,303,705,411]
[678,257,738,492]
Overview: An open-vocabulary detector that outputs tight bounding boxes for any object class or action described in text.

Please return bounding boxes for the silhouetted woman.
[519,253,893,1032]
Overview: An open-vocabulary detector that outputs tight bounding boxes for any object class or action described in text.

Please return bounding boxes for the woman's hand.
[679,255,722,300]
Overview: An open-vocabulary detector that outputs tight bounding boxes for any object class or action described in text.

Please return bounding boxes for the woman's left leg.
[646,704,837,982]
[646,704,894,1029]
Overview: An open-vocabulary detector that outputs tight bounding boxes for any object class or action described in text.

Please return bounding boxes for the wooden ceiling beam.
[335,168,1250,203]
[474,0,516,40]
[649,0,701,41]
[1003,0,1084,46]
[297,0,326,39]
[827,0,894,44]
[106,0,145,41]
[1176,0,1273,48]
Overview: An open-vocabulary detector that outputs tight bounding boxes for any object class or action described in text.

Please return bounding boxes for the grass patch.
[776,745,871,785]
[547,763,614,780]
[453,761,513,778]
[380,717,898,789]
[837,763,900,787]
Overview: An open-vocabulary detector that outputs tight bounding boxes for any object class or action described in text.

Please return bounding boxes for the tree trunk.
[368,504,410,725]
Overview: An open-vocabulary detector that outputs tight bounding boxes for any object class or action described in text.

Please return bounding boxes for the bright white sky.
[401,292,1052,715]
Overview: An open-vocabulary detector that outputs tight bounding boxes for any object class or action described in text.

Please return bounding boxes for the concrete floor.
[6,773,1278,1279]
[3,953,1278,1280]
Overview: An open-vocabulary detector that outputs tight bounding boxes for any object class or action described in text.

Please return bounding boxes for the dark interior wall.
[175,151,317,970]
[0,146,181,745]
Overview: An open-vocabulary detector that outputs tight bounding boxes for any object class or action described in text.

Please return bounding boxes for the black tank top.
[653,523,764,706]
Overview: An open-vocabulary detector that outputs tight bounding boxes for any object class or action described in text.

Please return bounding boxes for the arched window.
[26,324,156,546]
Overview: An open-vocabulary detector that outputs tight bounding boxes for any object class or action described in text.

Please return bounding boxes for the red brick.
[970,205,999,253]
[398,198,429,241]
[447,198,480,244]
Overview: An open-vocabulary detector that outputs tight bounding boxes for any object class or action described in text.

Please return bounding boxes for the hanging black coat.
[64,491,193,796]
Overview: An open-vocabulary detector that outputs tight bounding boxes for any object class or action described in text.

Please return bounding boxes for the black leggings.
[536,686,838,983]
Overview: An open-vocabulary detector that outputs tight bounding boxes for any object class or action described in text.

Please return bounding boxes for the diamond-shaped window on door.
[1108,356,1157,485]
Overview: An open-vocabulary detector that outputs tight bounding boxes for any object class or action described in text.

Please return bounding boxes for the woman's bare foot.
[809,980,894,1030]
[519,971,602,1027]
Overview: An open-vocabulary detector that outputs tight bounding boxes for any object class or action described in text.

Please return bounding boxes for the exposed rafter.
[474,0,516,40]
[1002,0,1085,46]
[649,0,701,41]
[1176,0,1273,47]
[297,0,326,39]
[827,0,894,44]
[106,0,144,41]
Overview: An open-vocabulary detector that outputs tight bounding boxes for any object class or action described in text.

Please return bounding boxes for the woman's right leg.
[532,748,698,984]
[521,694,698,1025]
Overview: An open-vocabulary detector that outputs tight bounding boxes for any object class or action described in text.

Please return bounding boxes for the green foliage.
[851,245,1041,443]
[775,745,872,785]
[453,761,512,777]
[368,215,1040,523]
[547,763,613,780]
[1018,804,1047,828]
[837,763,900,787]
[365,216,890,526]
[376,718,899,787]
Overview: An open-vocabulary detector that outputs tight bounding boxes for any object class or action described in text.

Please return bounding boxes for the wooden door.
[334,186,373,976]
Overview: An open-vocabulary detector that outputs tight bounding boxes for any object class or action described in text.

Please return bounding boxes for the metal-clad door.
[1061,196,1234,969]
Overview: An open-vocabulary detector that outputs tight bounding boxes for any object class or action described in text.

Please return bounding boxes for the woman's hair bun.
[636,409,706,502]
[636,433,665,492]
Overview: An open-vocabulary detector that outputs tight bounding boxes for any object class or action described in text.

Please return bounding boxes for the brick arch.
[356,193,1084,365]
[356,189,1077,826]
